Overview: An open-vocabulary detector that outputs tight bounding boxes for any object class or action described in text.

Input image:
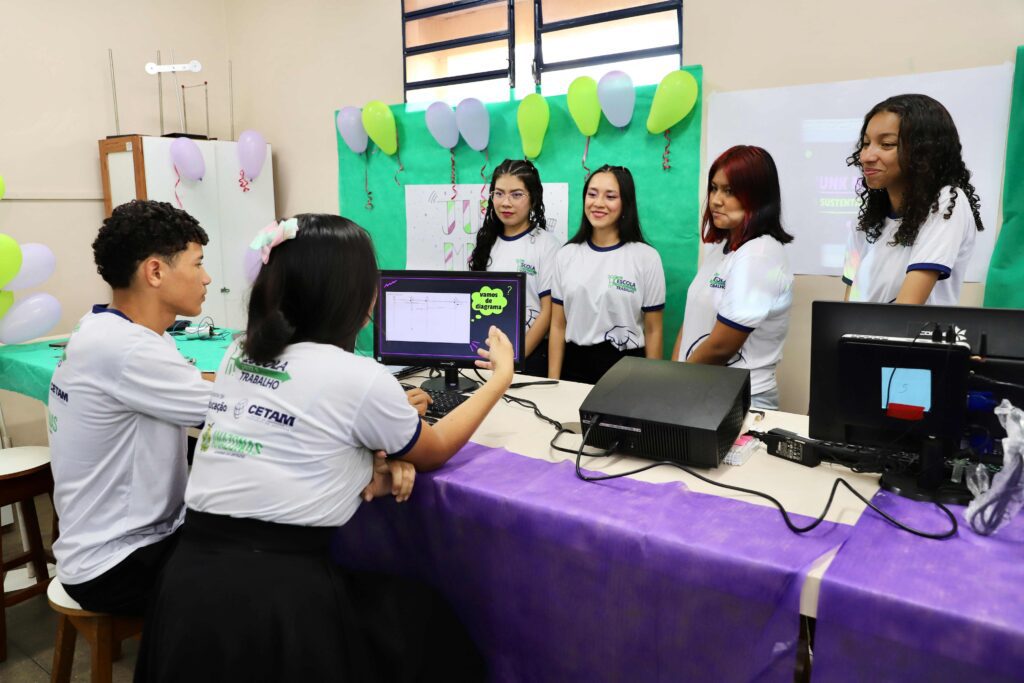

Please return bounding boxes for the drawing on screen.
[385,292,471,344]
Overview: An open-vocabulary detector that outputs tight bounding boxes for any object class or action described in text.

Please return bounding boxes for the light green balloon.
[517,94,550,159]
[0,234,22,291]
[567,76,601,137]
[0,175,5,200]
[646,70,699,134]
[0,290,12,320]
[361,101,398,156]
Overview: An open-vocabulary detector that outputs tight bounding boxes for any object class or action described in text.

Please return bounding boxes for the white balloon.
[0,293,62,344]
[5,243,56,290]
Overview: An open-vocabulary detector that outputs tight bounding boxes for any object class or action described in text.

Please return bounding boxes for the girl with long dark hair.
[548,165,666,384]
[470,159,560,376]
[136,214,512,681]
[674,146,794,409]
[843,93,983,305]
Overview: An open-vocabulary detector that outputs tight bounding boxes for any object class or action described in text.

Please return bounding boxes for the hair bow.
[249,218,299,264]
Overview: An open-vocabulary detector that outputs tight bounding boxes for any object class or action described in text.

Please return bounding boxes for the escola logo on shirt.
[516,259,537,276]
[709,272,726,289]
[608,275,637,293]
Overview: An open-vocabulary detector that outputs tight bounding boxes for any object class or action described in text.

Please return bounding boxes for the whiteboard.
[404,183,569,270]
[708,64,1012,280]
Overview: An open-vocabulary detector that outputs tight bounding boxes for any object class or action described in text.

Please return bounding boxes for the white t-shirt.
[678,236,793,395]
[843,186,977,306]
[48,306,211,585]
[551,240,666,349]
[487,226,561,330]
[185,340,422,528]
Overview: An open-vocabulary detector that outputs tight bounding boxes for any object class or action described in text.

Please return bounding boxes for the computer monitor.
[809,301,1024,502]
[374,270,526,392]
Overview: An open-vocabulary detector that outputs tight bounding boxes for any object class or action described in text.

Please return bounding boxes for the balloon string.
[364,152,374,210]
[480,148,490,215]
[662,129,672,171]
[450,149,457,200]
[173,165,183,208]
[582,136,591,176]
[394,148,404,187]
[238,169,251,193]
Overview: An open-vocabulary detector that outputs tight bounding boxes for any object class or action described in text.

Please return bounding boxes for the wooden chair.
[0,445,55,662]
[47,578,144,683]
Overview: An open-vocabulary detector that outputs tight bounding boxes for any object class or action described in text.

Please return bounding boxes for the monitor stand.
[421,367,478,393]
[879,436,972,505]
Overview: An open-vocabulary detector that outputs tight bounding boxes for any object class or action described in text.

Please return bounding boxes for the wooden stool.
[0,445,55,662]
[47,578,144,683]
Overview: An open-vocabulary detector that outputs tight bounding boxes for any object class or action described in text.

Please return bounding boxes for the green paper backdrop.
[984,46,1024,308]
[338,66,703,357]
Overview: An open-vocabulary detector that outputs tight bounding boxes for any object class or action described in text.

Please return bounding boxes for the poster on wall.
[708,63,1012,280]
[405,183,570,270]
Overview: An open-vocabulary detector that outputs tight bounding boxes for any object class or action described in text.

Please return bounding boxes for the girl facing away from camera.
[843,93,983,306]
[469,159,561,376]
[135,214,511,682]
[674,145,794,410]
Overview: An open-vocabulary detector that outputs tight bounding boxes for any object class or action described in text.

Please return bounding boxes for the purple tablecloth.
[813,491,1024,682]
[332,443,850,682]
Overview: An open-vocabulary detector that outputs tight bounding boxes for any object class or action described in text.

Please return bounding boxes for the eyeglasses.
[490,190,529,203]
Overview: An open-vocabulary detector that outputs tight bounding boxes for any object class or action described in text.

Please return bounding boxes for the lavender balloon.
[598,71,636,128]
[425,101,459,149]
[0,293,62,344]
[456,98,490,152]
[336,107,368,154]
[243,247,263,283]
[237,130,268,180]
[170,137,205,181]
[5,243,55,291]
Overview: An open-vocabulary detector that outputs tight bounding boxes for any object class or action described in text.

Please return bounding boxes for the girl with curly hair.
[470,159,560,376]
[843,94,983,305]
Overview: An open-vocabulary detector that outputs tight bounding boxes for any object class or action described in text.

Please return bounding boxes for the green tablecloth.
[0,331,237,403]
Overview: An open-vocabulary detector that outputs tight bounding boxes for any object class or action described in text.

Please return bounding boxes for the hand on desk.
[362,451,416,503]
[201,372,217,382]
[405,388,432,416]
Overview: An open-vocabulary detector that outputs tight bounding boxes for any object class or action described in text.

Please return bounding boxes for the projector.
[578,357,751,468]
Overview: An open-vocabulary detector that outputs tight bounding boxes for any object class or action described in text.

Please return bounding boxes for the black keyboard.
[424,389,469,420]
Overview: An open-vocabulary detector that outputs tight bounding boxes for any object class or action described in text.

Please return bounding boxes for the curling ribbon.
[450,149,457,200]
[582,136,591,176]
[662,130,672,171]
[173,165,183,208]
[238,169,251,193]
[479,148,490,216]
[364,152,374,210]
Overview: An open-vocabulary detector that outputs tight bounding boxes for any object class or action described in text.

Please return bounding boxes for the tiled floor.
[1,495,139,682]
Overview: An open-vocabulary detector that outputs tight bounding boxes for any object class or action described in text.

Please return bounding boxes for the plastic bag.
[965,399,1024,536]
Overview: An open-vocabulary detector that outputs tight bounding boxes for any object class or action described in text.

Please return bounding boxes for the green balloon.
[361,101,398,156]
[0,234,22,291]
[0,290,12,320]
[567,76,601,137]
[0,175,5,200]
[517,94,550,159]
[646,70,699,134]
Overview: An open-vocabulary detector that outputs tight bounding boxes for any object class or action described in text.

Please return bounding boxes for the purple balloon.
[425,101,459,149]
[456,98,490,152]
[170,137,205,181]
[237,130,268,180]
[0,293,62,344]
[336,107,368,154]
[5,243,55,291]
[243,247,262,283]
[598,70,635,128]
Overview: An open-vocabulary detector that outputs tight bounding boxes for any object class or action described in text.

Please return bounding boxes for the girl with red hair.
[673,145,794,409]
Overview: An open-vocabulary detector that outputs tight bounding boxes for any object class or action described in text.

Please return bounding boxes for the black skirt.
[562,341,646,384]
[135,510,484,683]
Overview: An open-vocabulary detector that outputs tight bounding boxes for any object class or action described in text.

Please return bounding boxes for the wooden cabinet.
[99,136,275,330]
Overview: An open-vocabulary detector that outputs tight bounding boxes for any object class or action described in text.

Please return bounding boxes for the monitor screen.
[374,270,526,375]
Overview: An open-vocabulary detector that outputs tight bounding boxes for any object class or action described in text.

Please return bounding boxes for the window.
[402,0,683,104]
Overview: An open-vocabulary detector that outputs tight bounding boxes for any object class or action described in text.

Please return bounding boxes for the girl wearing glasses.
[673,146,794,410]
[843,94,983,305]
[470,159,561,376]
[549,165,666,384]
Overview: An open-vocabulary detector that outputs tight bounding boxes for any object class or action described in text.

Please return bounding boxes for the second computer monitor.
[374,270,526,391]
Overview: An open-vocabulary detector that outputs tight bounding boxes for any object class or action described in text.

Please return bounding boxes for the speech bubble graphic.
[471,286,508,320]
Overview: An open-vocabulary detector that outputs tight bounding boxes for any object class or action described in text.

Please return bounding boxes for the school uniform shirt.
[185,340,422,528]
[488,226,561,330]
[843,186,977,306]
[551,240,666,350]
[48,306,211,585]
[678,236,793,396]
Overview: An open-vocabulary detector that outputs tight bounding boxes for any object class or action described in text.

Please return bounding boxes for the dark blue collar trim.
[587,239,624,252]
[92,304,133,323]
[499,227,535,242]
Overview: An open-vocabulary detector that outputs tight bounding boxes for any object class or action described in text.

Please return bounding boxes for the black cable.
[564,415,958,540]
